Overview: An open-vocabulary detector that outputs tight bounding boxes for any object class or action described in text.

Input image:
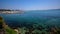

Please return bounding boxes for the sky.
[0,0,60,10]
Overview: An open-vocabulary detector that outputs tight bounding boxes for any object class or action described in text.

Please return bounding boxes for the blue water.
[0,9,60,27]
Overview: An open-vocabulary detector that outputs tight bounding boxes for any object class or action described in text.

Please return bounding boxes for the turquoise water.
[0,9,60,27]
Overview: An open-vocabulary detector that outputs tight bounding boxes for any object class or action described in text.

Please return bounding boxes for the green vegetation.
[5,26,17,34]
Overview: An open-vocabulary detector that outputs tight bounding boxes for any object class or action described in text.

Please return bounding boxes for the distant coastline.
[0,9,60,14]
[0,9,22,11]
[0,9,24,14]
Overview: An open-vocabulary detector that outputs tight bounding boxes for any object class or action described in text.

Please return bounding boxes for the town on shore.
[0,9,24,14]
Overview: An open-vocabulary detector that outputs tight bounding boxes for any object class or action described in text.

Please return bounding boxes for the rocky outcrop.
[0,16,6,34]
[0,16,17,34]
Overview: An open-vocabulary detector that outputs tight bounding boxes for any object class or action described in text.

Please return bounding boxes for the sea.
[0,9,60,27]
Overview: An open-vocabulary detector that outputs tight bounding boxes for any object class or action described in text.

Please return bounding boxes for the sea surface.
[0,9,60,27]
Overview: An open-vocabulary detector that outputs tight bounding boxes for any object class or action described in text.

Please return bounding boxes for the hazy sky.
[0,0,60,10]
